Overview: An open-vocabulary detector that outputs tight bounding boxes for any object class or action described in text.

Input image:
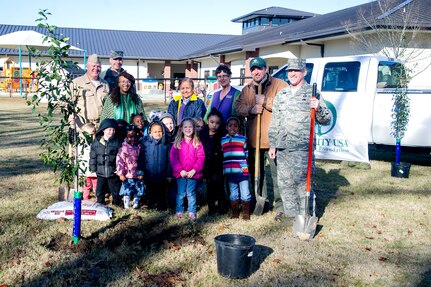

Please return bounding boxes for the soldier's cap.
[87,54,101,64]
[110,50,124,59]
[286,58,306,70]
[249,57,267,69]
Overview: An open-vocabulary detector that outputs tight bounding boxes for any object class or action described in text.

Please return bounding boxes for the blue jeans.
[228,180,251,202]
[176,178,197,214]
[119,178,145,197]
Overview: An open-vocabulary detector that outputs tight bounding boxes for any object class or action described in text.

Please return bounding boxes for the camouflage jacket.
[269,82,330,151]
[101,68,125,92]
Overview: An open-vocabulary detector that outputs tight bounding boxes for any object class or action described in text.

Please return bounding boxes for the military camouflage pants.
[277,149,315,218]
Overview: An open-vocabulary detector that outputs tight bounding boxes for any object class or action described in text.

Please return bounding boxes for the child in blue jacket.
[138,121,171,210]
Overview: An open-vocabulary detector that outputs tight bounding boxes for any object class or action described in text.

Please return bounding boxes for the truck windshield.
[322,62,360,92]
[377,61,407,88]
[272,63,313,84]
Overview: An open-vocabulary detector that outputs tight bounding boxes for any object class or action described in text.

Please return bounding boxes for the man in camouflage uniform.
[268,58,330,222]
[71,54,109,131]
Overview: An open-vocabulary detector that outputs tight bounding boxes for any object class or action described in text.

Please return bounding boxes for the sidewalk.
[0,91,26,98]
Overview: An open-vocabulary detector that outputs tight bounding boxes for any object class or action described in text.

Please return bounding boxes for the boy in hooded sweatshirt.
[138,121,172,210]
[90,118,122,206]
[160,112,177,209]
[160,112,176,143]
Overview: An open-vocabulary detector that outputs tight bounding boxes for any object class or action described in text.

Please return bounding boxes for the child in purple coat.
[170,118,205,220]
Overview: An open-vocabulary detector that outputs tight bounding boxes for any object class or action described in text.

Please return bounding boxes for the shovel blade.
[292,214,318,241]
[252,195,266,215]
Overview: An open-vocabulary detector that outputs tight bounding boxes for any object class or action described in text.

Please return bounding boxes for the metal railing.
[136,76,251,103]
[0,75,252,101]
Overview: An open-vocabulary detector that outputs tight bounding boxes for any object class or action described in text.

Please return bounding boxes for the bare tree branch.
[344,0,431,78]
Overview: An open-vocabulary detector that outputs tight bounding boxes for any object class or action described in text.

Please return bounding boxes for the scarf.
[114,93,137,123]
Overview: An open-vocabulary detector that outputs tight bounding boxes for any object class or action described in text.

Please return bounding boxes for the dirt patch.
[44,232,94,253]
[135,269,185,287]
[43,216,207,256]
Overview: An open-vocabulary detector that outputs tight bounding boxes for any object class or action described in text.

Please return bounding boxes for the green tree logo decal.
[316,100,337,136]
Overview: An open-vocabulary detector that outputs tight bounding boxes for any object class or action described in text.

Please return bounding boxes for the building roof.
[0,25,237,60]
[185,0,431,58]
[231,6,317,23]
[1,1,430,61]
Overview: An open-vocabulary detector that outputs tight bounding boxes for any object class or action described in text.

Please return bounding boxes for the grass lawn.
[0,97,430,287]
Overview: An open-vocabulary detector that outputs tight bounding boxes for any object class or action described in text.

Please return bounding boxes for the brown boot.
[242,201,251,220]
[230,200,240,219]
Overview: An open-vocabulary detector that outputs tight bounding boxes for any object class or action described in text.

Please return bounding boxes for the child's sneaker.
[188,213,196,221]
[133,198,139,209]
[176,212,183,218]
[123,196,130,209]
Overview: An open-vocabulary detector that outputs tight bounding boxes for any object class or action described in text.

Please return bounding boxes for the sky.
[2,0,371,35]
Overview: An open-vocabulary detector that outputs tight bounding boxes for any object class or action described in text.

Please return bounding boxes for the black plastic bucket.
[214,234,256,279]
[391,162,411,178]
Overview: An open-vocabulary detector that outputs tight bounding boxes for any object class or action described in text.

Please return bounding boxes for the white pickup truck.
[272,55,431,151]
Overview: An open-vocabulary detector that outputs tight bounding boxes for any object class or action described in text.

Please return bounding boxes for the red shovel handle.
[306,83,317,194]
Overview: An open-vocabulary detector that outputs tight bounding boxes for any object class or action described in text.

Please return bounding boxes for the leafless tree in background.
[344,0,430,78]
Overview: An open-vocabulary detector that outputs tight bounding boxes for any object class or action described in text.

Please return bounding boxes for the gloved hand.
[251,104,263,114]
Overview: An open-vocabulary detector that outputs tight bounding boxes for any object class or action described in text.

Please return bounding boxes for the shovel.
[293,83,319,240]
[253,84,266,215]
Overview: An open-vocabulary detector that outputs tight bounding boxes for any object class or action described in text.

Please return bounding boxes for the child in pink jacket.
[170,118,205,220]
[116,125,145,209]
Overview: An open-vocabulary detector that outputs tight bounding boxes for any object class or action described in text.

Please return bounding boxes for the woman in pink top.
[170,118,205,220]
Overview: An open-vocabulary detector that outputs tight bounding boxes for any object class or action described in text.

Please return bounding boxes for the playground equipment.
[0,57,37,93]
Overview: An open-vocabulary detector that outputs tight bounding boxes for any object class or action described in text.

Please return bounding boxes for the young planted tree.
[344,0,430,165]
[26,10,84,195]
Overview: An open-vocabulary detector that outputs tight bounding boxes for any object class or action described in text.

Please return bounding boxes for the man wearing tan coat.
[71,54,110,130]
[234,57,287,218]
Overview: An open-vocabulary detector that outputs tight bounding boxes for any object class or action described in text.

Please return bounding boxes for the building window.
[272,18,281,26]
[212,70,216,76]
[204,70,210,78]
[280,18,292,24]
[260,17,270,25]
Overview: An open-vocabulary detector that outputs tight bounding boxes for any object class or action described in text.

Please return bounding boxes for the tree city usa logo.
[315,100,350,153]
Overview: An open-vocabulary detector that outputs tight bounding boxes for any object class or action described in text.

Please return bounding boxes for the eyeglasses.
[217,75,230,79]
[120,80,131,85]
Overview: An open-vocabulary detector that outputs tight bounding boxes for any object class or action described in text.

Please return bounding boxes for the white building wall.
[260,44,298,59]
[324,38,359,57]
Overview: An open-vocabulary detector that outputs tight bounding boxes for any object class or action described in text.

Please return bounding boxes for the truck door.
[373,61,431,147]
